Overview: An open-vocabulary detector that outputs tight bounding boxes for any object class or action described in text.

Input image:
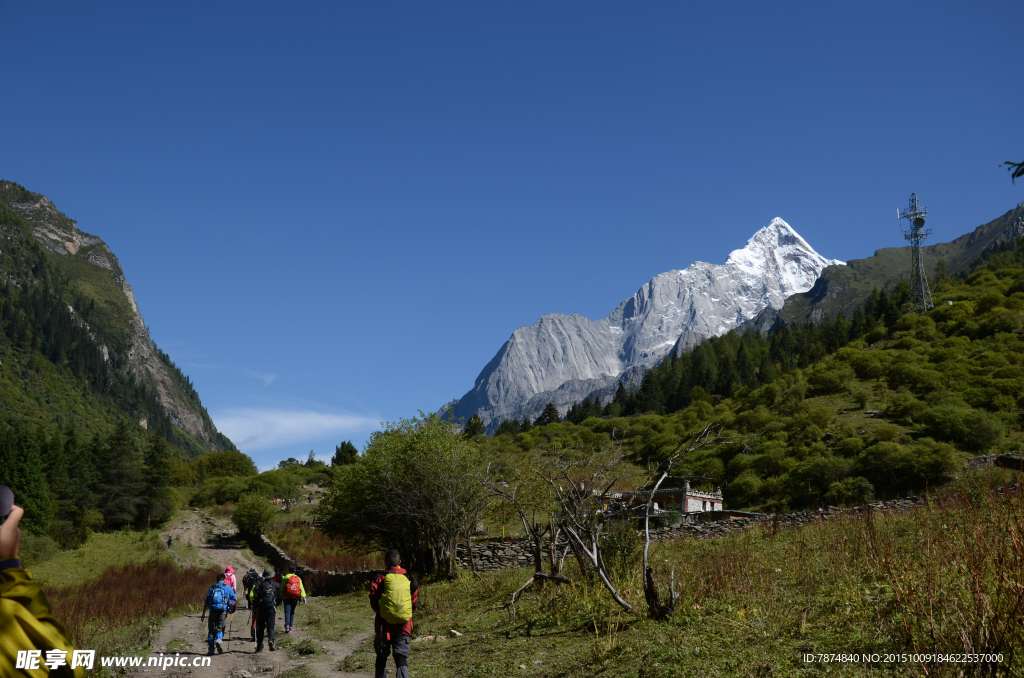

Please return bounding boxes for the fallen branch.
[477,573,572,622]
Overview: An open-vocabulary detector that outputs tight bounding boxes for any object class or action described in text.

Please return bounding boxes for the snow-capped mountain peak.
[449,219,844,432]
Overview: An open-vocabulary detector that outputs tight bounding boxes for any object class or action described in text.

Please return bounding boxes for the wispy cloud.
[213,408,378,452]
[242,369,277,387]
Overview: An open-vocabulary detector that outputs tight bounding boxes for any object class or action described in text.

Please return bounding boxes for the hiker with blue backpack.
[200,573,237,655]
[369,549,419,678]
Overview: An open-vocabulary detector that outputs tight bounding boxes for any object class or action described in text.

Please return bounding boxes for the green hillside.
[479,235,1024,512]
[0,180,237,542]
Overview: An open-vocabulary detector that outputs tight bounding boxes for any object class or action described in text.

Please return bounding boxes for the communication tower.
[898,192,934,313]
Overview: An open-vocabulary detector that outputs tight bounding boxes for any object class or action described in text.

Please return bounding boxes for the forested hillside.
[0,180,237,542]
[482,235,1024,511]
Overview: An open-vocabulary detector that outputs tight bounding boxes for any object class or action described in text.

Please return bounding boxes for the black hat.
[0,485,12,521]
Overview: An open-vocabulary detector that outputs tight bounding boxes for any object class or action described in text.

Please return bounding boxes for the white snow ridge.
[449,218,844,432]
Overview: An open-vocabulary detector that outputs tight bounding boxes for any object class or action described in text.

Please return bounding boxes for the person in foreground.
[200,573,237,655]
[0,486,85,677]
[369,549,419,678]
[280,564,306,633]
[250,567,281,653]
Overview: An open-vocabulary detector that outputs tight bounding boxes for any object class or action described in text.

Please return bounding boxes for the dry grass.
[394,477,1024,677]
[267,522,382,572]
[46,561,221,656]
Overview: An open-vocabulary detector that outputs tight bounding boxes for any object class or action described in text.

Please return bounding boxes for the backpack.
[243,572,258,590]
[284,575,302,599]
[257,579,277,608]
[208,584,227,611]
[379,573,413,624]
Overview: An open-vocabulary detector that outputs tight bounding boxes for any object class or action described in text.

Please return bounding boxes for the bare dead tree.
[483,463,556,576]
[641,424,724,619]
[540,455,637,614]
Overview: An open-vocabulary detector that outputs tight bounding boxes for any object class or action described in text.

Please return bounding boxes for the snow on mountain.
[449,218,843,432]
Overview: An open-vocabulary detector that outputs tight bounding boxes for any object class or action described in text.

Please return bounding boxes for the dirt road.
[133,510,371,678]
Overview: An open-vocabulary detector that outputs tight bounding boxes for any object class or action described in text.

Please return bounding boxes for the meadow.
[315,477,1024,677]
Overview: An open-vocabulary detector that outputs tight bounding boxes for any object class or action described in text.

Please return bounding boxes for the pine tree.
[0,423,53,535]
[332,440,358,466]
[534,402,562,427]
[139,430,172,529]
[97,420,142,530]
[494,419,520,436]
[463,414,485,438]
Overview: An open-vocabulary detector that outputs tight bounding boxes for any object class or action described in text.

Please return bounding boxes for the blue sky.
[1,1,1021,469]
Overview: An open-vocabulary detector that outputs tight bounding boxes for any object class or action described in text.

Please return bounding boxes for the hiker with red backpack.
[280,565,307,633]
[369,549,419,678]
[200,573,237,655]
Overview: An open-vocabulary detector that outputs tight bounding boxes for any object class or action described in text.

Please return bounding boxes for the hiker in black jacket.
[250,567,282,653]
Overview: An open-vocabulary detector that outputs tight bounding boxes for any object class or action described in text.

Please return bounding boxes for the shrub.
[920,406,1004,452]
[726,469,762,508]
[231,492,276,535]
[807,365,854,395]
[823,476,874,505]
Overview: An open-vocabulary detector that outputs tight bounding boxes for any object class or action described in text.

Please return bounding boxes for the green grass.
[28,530,174,587]
[300,593,373,644]
[166,637,189,652]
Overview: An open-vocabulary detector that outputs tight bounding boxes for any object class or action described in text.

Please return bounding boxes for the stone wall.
[454,497,928,572]
[243,531,384,596]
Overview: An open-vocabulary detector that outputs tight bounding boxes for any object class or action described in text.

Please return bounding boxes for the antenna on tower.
[898,192,934,313]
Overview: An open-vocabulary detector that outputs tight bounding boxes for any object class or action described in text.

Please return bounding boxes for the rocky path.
[134,510,371,678]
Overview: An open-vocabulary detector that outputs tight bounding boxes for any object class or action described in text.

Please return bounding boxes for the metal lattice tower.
[898,192,934,313]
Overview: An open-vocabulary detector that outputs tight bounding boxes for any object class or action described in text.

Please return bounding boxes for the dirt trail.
[135,510,371,678]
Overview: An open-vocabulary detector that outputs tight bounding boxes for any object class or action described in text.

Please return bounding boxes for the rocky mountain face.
[450,219,843,432]
[0,180,232,454]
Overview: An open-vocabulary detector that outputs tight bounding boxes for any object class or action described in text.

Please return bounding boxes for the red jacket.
[369,566,419,637]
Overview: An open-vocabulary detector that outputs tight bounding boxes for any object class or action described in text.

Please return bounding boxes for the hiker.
[166,535,172,550]
[308,492,313,504]
[200,573,237,655]
[281,564,307,633]
[369,549,419,678]
[242,568,259,610]
[224,566,237,593]
[250,567,281,652]
[0,488,86,677]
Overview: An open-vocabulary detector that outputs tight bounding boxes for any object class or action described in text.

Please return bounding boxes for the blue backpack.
[208,584,227,611]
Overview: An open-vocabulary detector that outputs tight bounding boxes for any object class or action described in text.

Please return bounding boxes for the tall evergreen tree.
[463,414,485,438]
[534,402,562,427]
[332,440,359,466]
[139,430,173,529]
[97,420,142,530]
[0,424,53,535]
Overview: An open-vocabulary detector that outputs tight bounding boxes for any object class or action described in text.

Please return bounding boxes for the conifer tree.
[139,430,172,529]
[332,440,358,466]
[98,420,142,530]
[534,402,562,427]
[0,424,53,535]
[463,414,485,438]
